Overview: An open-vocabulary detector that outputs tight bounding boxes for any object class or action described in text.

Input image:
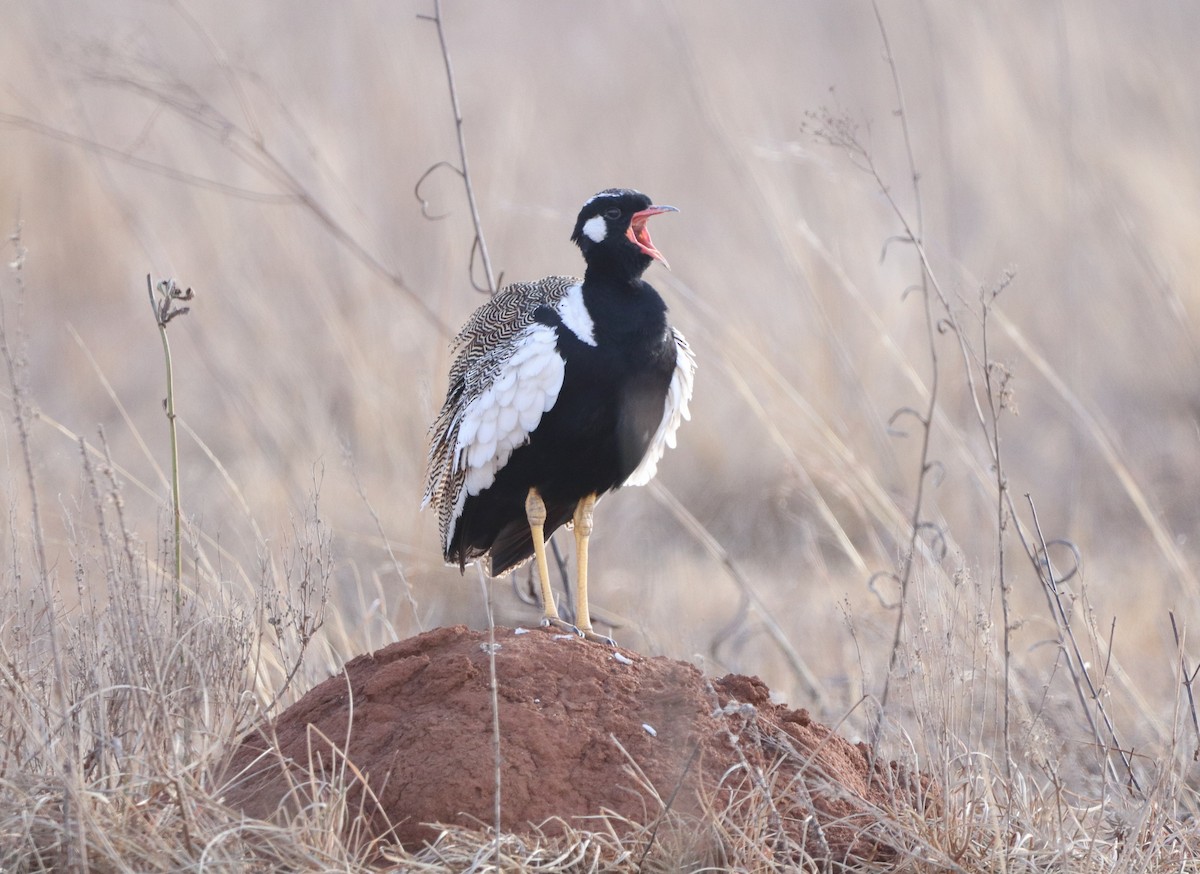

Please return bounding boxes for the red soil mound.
[221,626,932,866]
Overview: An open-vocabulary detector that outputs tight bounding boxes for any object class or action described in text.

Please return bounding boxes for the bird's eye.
[604,208,621,220]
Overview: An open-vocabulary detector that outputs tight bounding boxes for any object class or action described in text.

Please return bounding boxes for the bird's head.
[570,188,678,280]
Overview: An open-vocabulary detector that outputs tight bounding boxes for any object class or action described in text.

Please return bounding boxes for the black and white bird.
[423,188,696,642]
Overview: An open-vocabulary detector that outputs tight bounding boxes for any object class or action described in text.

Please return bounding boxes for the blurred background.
[3,1,1199,750]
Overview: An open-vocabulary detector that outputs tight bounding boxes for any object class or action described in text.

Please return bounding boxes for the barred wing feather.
[423,277,579,552]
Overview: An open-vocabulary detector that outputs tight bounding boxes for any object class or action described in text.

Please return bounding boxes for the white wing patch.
[624,328,697,487]
[446,322,565,548]
[553,283,596,346]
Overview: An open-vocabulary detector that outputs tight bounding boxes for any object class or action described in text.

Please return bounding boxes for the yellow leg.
[525,488,559,627]
[573,493,613,645]
[573,494,595,632]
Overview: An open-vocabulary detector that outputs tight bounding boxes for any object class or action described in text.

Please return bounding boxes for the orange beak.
[626,204,678,269]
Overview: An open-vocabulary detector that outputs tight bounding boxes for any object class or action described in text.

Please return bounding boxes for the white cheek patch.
[554,282,597,346]
[451,323,566,517]
[581,214,607,243]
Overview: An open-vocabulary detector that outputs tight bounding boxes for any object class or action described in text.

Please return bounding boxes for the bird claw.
[539,616,615,646]
[540,616,583,638]
[581,629,617,647]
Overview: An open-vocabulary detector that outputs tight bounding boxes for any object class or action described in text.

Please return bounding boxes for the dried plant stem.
[419,0,496,295]
[980,280,1014,779]
[422,5,502,861]
[2,232,49,588]
[476,566,503,862]
[1169,612,1200,762]
[152,277,182,594]
[5,227,92,871]
[160,300,182,589]
[1027,495,1140,792]
[147,275,193,606]
[819,7,1140,789]
[866,0,938,745]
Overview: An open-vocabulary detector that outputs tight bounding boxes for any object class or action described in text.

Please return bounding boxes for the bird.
[422,188,696,643]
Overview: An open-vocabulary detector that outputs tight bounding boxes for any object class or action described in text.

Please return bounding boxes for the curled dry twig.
[1027,494,1140,792]
[815,1,942,747]
[413,160,460,221]
[417,0,497,296]
[814,6,1144,797]
[418,2,503,860]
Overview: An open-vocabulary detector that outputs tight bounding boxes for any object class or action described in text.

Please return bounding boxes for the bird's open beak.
[627,205,678,269]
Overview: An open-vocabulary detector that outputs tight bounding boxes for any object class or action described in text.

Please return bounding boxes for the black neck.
[582,247,653,285]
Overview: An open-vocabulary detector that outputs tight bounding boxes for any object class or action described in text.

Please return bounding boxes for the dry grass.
[3,1,1200,870]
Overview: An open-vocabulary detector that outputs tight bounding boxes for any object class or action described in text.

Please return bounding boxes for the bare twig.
[475,565,503,864]
[859,1,939,745]
[1027,494,1141,792]
[147,275,193,604]
[418,0,497,295]
[980,272,1015,779]
[809,12,1144,809]
[1,224,49,588]
[420,6,501,862]
[261,475,331,715]
[1168,612,1200,762]
[2,220,85,870]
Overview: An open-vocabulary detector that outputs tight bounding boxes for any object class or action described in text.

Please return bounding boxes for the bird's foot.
[539,616,615,646]
[580,628,617,646]
[539,615,582,638]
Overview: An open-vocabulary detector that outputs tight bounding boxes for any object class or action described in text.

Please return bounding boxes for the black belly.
[448,331,675,575]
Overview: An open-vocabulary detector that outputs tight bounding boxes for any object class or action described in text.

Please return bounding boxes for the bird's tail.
[487,501,575,577]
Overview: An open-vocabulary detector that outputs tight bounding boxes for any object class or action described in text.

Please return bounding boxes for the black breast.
[449,277,676,574]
